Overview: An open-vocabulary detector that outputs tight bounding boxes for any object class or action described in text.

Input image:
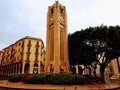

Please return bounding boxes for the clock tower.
[45,1,70,74]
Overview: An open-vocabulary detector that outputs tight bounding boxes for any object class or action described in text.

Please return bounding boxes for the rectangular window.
[60,27,64,62]
[60,9,63,13]
[51,8,53,14]
[50,28,54,61]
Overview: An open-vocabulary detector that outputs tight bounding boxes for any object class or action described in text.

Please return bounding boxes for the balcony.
[25,59,30,62]
[34,60,39,63]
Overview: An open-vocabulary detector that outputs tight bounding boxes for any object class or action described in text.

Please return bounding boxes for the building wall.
[110,58,120,76]
[0,51,3,66]
[22,38,45,74]
[0,36,45,80]
[0,51,3,76]
[77,58,120,78]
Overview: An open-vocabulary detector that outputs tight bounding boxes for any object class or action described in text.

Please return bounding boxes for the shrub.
[21,74,30,83]
[48,73,76,85]
[21,74,97,85]
[26,74,37,84]
[8,73,104,85]
[91,76,104,83]
[75,74,86,85]
[44,74,53,84]
[8,74,22,82]
[84,75,94,84]
[25,74,46,84]
[37,74,47,84]
[93,76,101,83]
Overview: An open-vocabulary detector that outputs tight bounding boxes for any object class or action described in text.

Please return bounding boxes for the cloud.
[68,0,120,32]
[0,0,46,49]
[0,0,120,50]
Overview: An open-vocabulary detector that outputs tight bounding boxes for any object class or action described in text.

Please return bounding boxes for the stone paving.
[0,80,120,90]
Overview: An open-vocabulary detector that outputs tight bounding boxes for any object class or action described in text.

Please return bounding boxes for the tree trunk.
[93,65,97,76]
[116,57,120,73]
[88,67,91,75]
[100,65,105,83]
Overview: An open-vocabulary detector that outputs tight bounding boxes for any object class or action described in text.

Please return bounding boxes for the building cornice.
[0,36,44,50]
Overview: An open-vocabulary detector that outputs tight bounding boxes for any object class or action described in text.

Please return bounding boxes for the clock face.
[60,15,64,21]
[50,15,54,21]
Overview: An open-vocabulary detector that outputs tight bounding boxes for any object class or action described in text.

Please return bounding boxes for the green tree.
[68,25,120,81]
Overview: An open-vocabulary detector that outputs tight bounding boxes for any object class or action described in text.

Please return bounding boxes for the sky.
[0,0,120,50]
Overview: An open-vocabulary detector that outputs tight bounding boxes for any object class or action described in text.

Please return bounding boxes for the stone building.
[73,56,120,77]
[0,36,45,80]
[45,1,70,74]
[0,51,4,77]
[109,58,120,77]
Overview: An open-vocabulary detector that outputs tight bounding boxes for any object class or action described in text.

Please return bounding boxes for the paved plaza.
[0,80,120,90]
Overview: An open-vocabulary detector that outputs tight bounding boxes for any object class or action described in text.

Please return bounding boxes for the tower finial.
[55,0,59,2]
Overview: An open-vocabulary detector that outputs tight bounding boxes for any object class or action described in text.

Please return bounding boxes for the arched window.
[34,63,38,67]
[24,63,30,74]
[33,63,38,74]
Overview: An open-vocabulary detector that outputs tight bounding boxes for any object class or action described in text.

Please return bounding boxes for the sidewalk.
[0,80,120,90]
